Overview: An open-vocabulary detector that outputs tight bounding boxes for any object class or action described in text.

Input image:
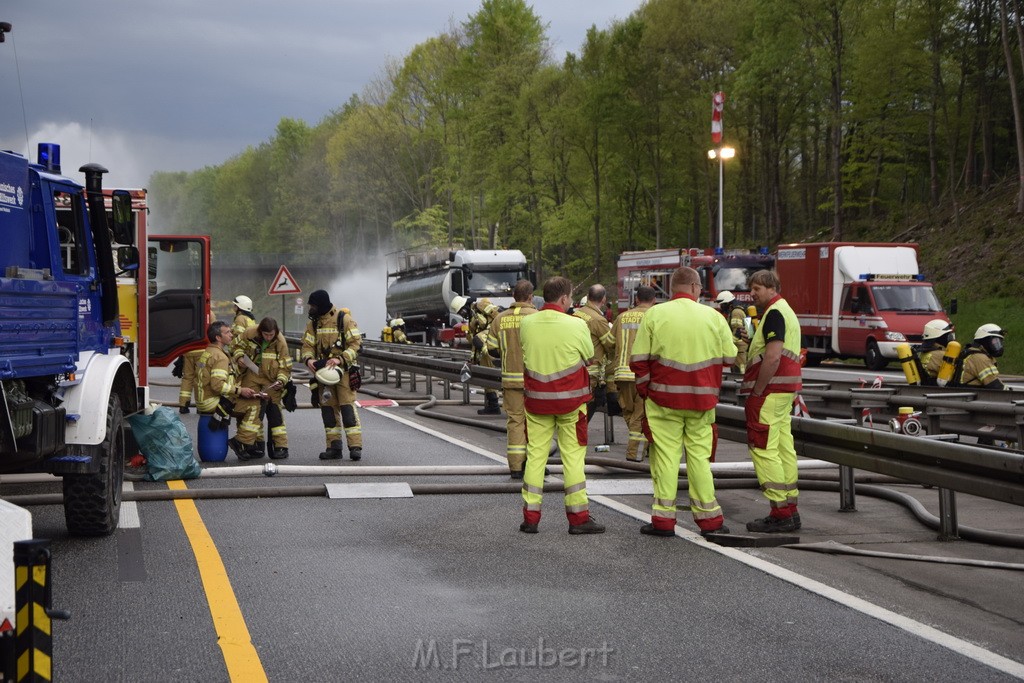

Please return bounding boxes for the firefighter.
[918,319,955,380]
[301,289,364,460]
[195,321,260,459]
[230,295,257,339]
[610,285,656,462]
[486,279,538,479]
[452,295,502,415]
[233,317,293,459]
[630,268,735,537]
[956,324,1006,390]
[715,290,749,372]
[392,318,413,344]
[519,276,604,535]
[172,348,204,414]
[573,284,616,419]
[740,269,803,532]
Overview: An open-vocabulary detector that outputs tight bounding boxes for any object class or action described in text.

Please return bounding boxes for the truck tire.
[865,340,889,371]
[63,395,125,536]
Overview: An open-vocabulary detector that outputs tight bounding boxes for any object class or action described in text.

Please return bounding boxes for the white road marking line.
[119,482,141,529]
[369,406,1024,678]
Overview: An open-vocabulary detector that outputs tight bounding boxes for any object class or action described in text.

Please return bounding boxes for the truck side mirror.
[116,246,139,272]
[110,190,134,245]
[949,298,957,315]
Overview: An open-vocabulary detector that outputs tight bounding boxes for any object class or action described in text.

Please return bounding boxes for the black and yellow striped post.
[13,540,53,683]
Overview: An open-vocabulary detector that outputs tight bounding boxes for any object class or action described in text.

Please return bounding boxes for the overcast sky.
[0,1,638,189]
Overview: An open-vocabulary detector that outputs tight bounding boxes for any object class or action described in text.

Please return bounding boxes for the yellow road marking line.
[167,480,267,682]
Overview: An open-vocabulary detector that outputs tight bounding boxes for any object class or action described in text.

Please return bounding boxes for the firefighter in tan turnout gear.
[610,285,656,462]
[302,289,364,460]
[486,280,538,479]
[573,284,616,419]
[195,321,261,459]
[715,290,749,372]
[230,294,257,339]
[233,317,293,459]
[452,295,502,415]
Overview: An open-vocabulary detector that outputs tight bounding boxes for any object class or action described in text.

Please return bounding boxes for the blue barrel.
[197,415,228,462]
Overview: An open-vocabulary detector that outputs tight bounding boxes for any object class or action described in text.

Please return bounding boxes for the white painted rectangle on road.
[586,479,653,496]
[326,482,414,499]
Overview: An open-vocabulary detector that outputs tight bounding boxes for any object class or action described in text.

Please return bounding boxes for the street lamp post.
[707,146,735,250]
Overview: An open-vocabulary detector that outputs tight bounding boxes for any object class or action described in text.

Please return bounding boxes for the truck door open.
[147,235,211,366]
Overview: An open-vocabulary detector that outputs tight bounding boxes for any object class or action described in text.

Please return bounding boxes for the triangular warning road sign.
[268,265,302,295]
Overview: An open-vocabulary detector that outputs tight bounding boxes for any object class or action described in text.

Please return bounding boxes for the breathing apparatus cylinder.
[935,341,962,387]
[896,343,921,385]
[746,305,759,334]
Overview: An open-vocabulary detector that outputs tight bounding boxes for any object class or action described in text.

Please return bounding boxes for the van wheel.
[865,340,888,371]
[63,395,125,536]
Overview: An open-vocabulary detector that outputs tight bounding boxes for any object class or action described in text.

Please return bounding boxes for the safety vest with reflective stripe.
[486,301,538,388]
[610,302,653,382]
[573,302,615,378]
[629,293,736,411]
[741,295,803,395]
[521,304,593,415]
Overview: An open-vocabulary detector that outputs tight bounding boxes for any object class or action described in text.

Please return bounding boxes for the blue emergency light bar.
[758,246,770,255]
[37,143,60,173]
[714,247,724,255]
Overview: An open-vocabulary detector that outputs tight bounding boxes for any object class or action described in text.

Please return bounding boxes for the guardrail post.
[937,488,959,541]
[443,378,451,401]
[462,382,470,405]
[838,465,857,512]
[603,411,614,444]
[410,369,418,393]
[12,539,58,683]
[394,369,402,390]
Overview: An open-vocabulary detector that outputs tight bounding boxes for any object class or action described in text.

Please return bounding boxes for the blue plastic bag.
[126,406,202,481]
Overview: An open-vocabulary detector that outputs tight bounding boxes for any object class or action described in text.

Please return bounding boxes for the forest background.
[148,0,1024,372]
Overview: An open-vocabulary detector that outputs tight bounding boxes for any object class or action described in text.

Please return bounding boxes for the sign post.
[268,265,302,334]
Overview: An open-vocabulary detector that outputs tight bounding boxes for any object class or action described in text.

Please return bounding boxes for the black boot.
[179,405,190,414]
[319,440,344,460]
[269,447,289,460]
[477,392,501,415]
[348,447,362,461]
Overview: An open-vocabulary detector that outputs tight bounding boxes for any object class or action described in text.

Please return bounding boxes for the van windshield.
[871,285,943,312]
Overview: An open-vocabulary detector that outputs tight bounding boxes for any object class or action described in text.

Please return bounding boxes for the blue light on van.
[37,143,61,173]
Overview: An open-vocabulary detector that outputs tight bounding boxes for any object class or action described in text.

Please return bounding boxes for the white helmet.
[922,319,953,341]
[974,323,1005,342]
[450,295,469,314]
[579,297,588,307]
[715,291,736,305]
[232,295,253,313]
[389,318,399,327]
[394,318,404,327]
[315,366,342,386]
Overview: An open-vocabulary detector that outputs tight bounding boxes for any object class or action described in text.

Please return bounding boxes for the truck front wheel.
[865,340,889,371]
[63,395,125,536]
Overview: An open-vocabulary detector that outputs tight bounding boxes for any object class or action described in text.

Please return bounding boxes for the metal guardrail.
[286,336,1024,537]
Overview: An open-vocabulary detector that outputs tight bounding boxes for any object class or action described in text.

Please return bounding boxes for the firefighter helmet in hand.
[314,366,343,386]
[232,295,253,313]
[715,291,736,306]
[922,319,954,342]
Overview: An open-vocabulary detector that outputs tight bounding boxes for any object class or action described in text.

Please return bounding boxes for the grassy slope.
[873,180,1024,374]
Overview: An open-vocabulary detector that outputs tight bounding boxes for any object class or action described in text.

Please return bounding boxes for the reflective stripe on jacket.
[234,327,293,384]
[629,294,736,411]
[573,302,614,378]
[521,305,593,415]
[740,296,803,395]
[301,307,361,367]
[487,301,538,388]
[610,303,653,382]
[196,345,239,412]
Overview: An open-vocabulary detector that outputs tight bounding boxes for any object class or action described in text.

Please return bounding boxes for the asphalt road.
[3,366,1023,681]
